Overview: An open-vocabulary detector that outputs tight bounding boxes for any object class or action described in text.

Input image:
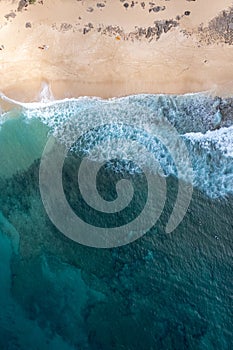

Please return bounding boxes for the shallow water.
[0,93,232,349]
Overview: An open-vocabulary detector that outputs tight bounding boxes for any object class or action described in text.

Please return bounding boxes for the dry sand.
[0,0,233,101]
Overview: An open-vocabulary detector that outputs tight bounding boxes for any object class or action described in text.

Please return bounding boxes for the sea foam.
[1,93,233,198]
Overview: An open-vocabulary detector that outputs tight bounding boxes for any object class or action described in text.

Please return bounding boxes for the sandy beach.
[1,0,233,101]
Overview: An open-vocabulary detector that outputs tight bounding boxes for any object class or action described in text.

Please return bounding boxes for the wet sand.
[0,0,233,101]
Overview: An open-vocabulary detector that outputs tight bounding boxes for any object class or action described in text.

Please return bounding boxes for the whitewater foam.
[1,93,233,198]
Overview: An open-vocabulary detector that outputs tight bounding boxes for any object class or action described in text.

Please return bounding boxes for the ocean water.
[0,93,232,349]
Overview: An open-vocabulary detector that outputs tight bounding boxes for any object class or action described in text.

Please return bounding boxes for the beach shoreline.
[1,0,233,101]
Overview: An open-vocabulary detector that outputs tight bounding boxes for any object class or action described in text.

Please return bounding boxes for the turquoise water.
[0,94,232,349]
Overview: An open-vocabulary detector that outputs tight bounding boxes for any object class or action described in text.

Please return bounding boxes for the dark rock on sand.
[146,27,152,39]
[149,6,165,13]
[60,23,73,32]
[83,28,90,35]
[197,6,233,45]
[97,3,105,8]
[17,0,27,12]
[4,12,16,20]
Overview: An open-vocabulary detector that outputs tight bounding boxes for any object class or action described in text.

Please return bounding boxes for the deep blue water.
[0,93,232,349]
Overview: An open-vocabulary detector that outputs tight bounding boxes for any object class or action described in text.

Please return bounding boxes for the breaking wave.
[0,92,233,198]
